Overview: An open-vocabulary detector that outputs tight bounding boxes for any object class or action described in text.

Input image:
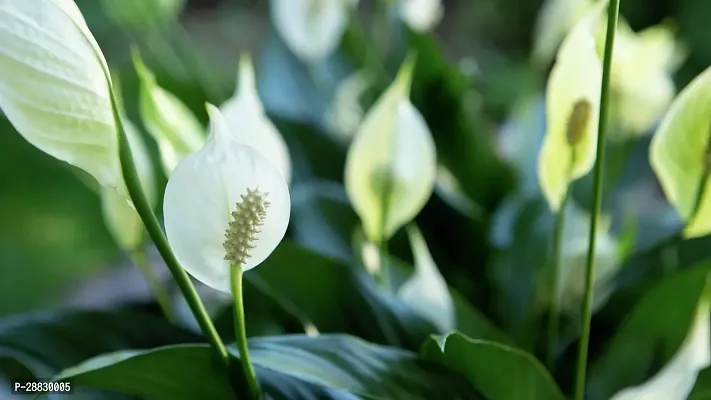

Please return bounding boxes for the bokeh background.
[0,0,708,330]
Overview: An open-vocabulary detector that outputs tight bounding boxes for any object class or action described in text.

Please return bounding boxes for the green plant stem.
[130,249,176,323]
[230,264,262,400]
[110,91,230,367]
[545,183,572,370]
[375,239,391,291]
[574,1,620,399]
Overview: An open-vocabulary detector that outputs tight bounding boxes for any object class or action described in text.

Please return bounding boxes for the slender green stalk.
[130,249,176,323]
[574,1,620,399]
[230,264,262,400]
[375,239,391,291]
[545,184,572,370]
[110,90,230,367]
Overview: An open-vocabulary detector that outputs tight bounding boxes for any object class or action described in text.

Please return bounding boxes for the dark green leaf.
[53,335,478,400]
[588,261,711,400]
[422,332,565,400]
[689,367,711,400]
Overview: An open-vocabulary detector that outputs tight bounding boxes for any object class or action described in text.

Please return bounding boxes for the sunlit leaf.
[650,66,711,238]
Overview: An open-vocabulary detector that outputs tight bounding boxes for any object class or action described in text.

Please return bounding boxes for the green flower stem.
[545,183,572,370]
[230,264,262,400]
[110,91,230,368]
[375,239,391,291]
[130,249,176,323]
[574,1,620,399]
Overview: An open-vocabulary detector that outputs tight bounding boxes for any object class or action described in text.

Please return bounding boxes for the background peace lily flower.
[324,70,372,144]
[220,55,292,183]
[164,104,290,293]
[537,3,603,211]
[532,0,595,66]
[101,116,156,251]
[399,0,444,33]
[133,50,205,176]
[0,0,122,194]
[345,56,437,243]
[270,0,358,63]
[608,21,687,138]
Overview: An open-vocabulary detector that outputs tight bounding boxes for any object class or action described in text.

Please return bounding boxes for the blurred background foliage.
[1,0,710,368]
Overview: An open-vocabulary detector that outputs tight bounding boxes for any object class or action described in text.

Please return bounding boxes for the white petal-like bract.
[537,3,603,211]
[398,225,455,333]
[345,57,437,242]
[220,55,292,183]
[164,105,290,292]
[270,0,357,63]
[0,0,121,192]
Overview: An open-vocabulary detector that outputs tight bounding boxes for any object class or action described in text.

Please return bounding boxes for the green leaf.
[101,0,185,32]
[689,367,711,400]
[246,241,436,351]
[0,310,199,379]
[422,332,565,400]
[650,66,711,238]
[588,261,711,400]
[53,335,477,400]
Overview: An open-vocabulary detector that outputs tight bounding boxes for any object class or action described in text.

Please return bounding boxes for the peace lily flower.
[164,105,290,292]
[399,0,444,33]
[101,116,156,251]
[220,55,292,183]
[270,0,358,63]
[0,0,122,194]
[607,20,687,138]
[345,55,437,243]
[398,225,455,333]
[133,50,204,176]
[324,70,372,144]
[609,290,711,400]
[537,3,603,211]
[532,0,595,66]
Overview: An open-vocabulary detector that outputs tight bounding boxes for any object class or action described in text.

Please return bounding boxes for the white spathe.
[220,55,292,183]
[400,0,444,33]
[270,0,357,63]
[164,105,290,293]
[345,57,437,243]
[0,0,121,192]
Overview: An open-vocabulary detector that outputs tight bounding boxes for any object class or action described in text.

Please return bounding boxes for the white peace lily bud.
[609,21,687,137]
[532,0,595,66]
[399,0,444,33]
[164,104,290,293]
[0,0,122,193]
[101,117,156,251]
[133,50,204,176]
[270,0,358,63]
[398,225,455,334]
[220,55,291,183]
[610,292,710,400]
[345,56,437,243]
[537,3,604,212]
